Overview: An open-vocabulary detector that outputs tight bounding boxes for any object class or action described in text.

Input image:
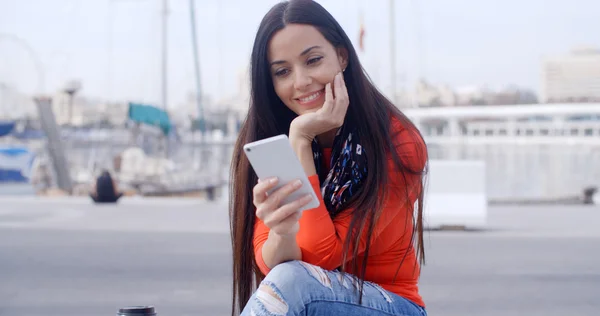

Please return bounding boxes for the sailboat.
[0,121,36,185]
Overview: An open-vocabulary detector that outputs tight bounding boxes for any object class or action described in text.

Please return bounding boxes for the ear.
[336,46,349,71]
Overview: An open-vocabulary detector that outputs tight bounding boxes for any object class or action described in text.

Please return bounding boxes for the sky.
[1,0,599,108]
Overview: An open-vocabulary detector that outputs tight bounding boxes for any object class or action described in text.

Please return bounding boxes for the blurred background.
[0,0,599,315]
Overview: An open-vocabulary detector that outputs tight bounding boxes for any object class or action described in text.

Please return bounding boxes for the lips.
[295,89,325,107]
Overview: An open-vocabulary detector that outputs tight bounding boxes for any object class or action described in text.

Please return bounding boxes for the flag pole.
[189,0,204,134]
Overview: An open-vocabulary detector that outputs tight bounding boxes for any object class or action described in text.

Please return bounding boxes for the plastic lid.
[117,306,157,315]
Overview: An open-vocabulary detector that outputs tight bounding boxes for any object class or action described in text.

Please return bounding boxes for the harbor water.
[2,139,599,202]
[429,143,600,201]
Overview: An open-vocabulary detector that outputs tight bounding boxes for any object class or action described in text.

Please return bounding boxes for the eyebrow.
[270,45,322,66]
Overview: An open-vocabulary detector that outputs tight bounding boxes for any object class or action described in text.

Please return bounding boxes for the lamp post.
[63,80,81,126]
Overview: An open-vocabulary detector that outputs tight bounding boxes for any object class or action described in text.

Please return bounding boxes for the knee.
[249,261,319,315]
[250,261,336,315]
[263,260,334,291]
[250,261,302,316]
[263,260,305,285]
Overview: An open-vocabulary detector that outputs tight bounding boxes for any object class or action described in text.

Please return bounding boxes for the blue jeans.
[241,260,427,316]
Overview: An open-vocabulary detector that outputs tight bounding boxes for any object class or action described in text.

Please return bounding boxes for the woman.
[229,1,428,315]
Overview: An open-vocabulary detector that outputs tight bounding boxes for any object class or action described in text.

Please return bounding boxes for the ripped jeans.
[241,260,427,316]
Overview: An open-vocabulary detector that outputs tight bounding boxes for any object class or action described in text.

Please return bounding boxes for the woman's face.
[268,24,347,115]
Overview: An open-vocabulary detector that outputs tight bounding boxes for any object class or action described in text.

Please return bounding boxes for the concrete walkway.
[1,197,598,315]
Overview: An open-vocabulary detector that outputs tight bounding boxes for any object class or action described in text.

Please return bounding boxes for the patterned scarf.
[312,124,367,217]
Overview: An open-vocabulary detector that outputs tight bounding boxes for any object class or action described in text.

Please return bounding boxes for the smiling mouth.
[296,89,324,105]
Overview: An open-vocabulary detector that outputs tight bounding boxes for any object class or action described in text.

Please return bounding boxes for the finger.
[263,179,303,210]
[334,73,349,116]
[333,72,343,101]
[252,177,278,206]
[322,82,334,113]
[340,71,349,101]
[264,194,312,227]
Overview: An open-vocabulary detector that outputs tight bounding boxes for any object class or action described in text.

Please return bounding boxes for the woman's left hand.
[289,71,349,143]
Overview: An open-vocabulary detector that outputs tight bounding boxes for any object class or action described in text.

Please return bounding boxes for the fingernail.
[293,179,302,188]
[269,177,278,184]
[303,194,313,201]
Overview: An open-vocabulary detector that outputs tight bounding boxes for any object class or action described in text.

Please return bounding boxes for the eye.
[274,68,289,77]
[307,56,323,65]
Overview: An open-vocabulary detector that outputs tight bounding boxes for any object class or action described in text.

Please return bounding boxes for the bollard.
[206,186,215,201]
[117,306,157,316]
[583,187,597,205]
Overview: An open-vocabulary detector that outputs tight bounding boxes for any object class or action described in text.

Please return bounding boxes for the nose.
[293,68,312,91]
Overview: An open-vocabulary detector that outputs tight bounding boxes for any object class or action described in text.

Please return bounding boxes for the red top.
[253,118,427,307]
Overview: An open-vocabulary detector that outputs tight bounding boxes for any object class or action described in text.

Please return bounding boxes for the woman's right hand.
[253,177,314,236]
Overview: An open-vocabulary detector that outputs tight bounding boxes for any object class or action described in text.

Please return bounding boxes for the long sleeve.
[253,126,426,275]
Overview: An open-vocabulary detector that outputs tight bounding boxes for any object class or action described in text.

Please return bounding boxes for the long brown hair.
[229,1,428,314]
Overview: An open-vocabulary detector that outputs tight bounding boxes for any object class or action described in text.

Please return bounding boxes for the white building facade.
[541,47,600,103]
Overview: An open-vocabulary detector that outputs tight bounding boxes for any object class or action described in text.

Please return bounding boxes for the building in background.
[411,80,537,107]
[97,102,129,127]
[51,91,129,127]
[541,47,600,103]
[414,80,457,107]
[51,91,94,126]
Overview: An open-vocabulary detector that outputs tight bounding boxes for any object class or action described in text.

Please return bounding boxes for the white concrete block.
[422,160,487,230]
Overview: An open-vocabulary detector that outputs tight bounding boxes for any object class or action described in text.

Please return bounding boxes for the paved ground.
[0,196,599,316]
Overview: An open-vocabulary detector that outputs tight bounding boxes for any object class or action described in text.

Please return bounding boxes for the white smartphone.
[243,134,320,212]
